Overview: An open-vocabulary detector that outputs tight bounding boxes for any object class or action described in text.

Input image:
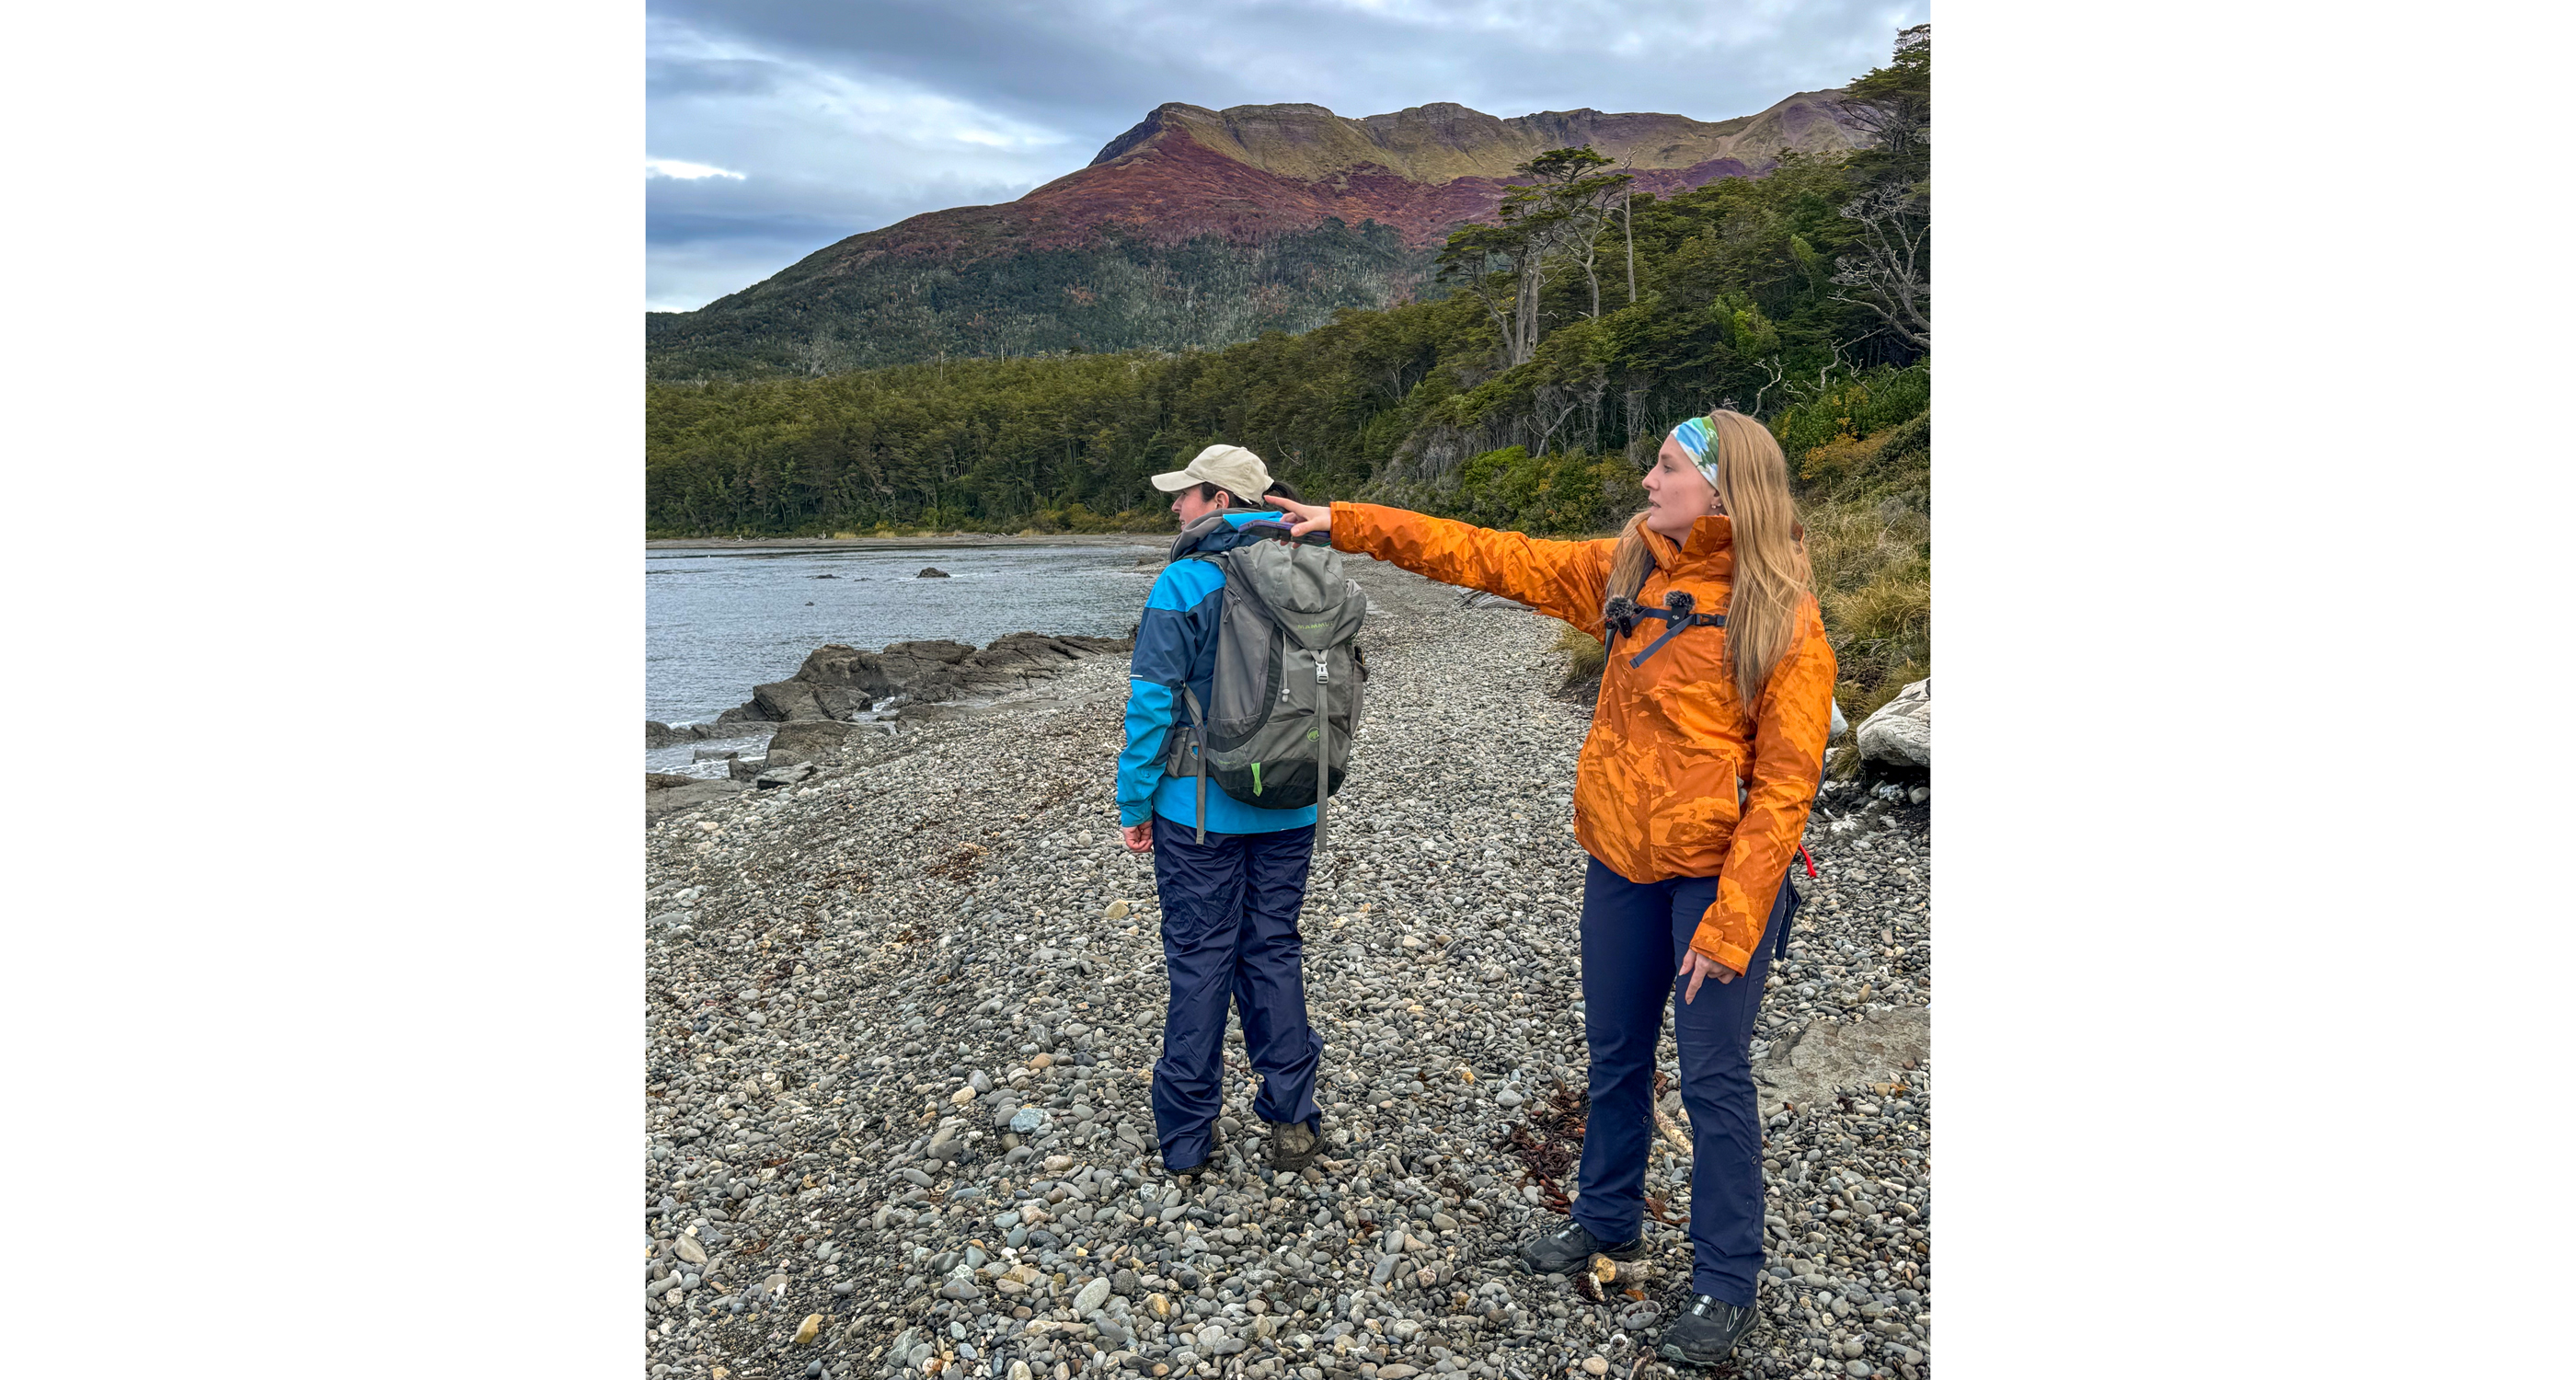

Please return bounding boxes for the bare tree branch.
[1829,186,1930,350]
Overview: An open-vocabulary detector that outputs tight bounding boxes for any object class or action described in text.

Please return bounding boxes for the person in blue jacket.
[1118,443,1325,1178]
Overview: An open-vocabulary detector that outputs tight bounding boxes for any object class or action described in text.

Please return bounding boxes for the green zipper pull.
[1252,762,1263,796]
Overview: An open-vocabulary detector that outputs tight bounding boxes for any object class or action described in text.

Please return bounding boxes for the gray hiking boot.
[1266,1120,1319,1172]
[1517,1220,1644,1275]
[1658,1294,1759,1366]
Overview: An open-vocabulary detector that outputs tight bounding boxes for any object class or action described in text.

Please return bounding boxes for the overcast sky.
[645,0,1927,313]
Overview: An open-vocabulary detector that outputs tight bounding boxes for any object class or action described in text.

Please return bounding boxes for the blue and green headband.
[1669,416,1719,488]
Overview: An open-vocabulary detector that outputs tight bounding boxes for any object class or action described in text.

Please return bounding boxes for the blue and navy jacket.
[1118,511,1320,834]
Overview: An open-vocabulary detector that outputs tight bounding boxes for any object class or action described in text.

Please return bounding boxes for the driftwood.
[1650,1099,1693,1154]
[1579,1253,1661,1301]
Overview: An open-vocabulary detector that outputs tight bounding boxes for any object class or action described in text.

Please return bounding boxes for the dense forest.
[646,28,1929,716]
[646,218,1426,380]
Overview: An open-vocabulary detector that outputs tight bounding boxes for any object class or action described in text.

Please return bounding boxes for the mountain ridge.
[648,87,1869,377]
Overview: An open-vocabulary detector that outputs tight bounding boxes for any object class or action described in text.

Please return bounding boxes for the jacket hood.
[1168,508,1293,562]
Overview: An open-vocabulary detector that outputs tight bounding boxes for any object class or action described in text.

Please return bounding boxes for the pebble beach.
[641,556,1934,1380]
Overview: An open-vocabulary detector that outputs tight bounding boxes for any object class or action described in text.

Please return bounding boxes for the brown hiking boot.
[1266,1120,1319,1172]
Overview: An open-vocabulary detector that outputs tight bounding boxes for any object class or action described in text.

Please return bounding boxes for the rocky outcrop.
[646,775,746,821]
[1856,677,1930,768]
[720,632,1135,723]
[917,567,951,579]
[649,719,779,747]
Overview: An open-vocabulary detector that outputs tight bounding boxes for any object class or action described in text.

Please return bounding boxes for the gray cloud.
[646,0,1926,310]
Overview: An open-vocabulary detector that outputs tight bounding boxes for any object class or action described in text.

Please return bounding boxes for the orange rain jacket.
[1330,503,1838,973]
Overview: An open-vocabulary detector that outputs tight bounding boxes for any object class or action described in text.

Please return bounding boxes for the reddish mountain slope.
[831,89,1864,265]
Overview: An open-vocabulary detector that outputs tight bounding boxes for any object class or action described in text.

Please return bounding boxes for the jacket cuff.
[1690,924,1750,976]
[1119,801,1153,827]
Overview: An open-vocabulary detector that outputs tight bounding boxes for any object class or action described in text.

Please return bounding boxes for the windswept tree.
[1435,179,1565,368]
[1519,146,1635,320]
[1435,145,1635,366]
[1839,24,1930,184]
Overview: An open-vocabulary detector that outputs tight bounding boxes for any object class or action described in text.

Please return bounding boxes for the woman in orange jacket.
[1274,409,1834,1367]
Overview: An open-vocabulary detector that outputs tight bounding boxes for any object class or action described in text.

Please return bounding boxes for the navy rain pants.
[1150,822,1325,1167]
[1571,855,1792,1305]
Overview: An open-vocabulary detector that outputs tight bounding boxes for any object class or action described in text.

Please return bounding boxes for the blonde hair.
[1601,409,1816,707]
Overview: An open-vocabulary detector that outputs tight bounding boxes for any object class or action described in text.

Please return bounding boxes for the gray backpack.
[1163,532,1371,850]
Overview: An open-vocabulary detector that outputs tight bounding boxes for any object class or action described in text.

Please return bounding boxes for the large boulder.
[1754,1006,1930,1120]
[762,720,857,769]
[750,679,831,722]
[1855,678,1930,767]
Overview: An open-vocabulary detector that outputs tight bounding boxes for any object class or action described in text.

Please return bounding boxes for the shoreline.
[640,556,1934,1380]
[649,533,1170,552]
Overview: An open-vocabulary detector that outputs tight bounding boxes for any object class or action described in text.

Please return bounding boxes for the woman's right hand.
[1274,498,1332,538]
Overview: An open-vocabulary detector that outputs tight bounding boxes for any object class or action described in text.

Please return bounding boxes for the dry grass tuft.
[1552,622,1607,677]
[1806,493,1929,720]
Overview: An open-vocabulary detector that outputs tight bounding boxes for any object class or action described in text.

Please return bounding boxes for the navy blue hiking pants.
[1572,854,1792,1305]
[1150,822,1325,1167]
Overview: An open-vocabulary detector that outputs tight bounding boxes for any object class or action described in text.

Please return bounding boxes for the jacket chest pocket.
[1648,742,1744,851]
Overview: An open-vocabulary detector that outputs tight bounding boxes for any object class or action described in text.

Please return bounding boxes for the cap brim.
[1148,470,1200,492]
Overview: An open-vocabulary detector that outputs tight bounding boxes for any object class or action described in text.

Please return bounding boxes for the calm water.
[646,541,1162,730]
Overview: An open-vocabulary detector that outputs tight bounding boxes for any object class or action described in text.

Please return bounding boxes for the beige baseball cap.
[1150,444,1272,500]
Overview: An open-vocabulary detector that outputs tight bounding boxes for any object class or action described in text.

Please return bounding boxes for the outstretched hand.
[1273,498,1332,538]
[1680,949,1738,1003]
